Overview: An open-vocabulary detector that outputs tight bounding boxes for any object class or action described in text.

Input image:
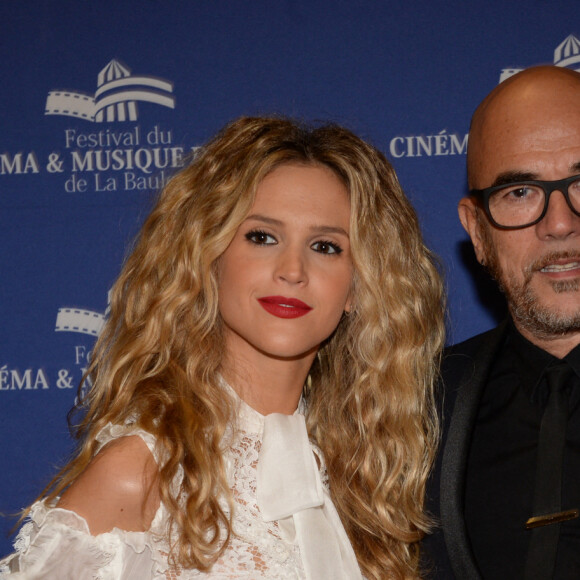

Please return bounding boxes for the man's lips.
[536,254,580,275]
[257,296,312,319]
[540,261,580,273]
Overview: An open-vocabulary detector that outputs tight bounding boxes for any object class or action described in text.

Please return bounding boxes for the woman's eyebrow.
[244,214,348,236]
[310,225,349,237]
[243,214,282,226]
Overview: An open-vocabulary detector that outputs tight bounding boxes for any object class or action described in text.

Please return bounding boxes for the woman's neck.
[221,351,315,415]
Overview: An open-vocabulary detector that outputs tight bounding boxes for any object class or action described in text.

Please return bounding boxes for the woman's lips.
[257,296,312,319]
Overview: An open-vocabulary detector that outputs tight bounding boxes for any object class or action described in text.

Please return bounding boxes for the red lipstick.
[258,296,312,319]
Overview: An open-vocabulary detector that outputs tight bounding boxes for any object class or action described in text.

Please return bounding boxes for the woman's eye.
[312,241,342,255]
[245,230,277,245]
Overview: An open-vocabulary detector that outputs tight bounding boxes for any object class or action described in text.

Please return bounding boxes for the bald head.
[467,66,580,189]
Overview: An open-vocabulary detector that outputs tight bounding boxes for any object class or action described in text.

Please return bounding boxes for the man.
[430,66,580,579]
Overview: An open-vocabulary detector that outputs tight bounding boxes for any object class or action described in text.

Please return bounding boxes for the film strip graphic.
[55,308,105,337]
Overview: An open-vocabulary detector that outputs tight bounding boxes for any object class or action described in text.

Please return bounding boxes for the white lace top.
[0,395,362,579]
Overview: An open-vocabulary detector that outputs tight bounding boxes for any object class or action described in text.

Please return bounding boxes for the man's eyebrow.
[244,214,349,236]
[489,165,580,188]
[490,171,539,187]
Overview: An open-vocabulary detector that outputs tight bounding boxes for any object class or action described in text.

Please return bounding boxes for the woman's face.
[218,163,353,366]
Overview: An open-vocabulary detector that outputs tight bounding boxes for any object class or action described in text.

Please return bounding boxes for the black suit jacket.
[424,321,508,579]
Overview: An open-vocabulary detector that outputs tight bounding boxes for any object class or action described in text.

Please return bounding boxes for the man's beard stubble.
[479,217,580,341]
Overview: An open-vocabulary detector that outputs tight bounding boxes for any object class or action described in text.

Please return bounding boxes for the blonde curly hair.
[43,116,445,579]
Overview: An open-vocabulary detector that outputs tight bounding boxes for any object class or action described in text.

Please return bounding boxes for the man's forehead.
[467,67,580,187]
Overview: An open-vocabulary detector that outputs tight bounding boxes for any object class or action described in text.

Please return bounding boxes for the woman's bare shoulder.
[57,434,161,535]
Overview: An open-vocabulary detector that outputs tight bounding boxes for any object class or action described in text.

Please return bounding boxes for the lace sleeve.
[0,501,158,580]
[0,500,161,580]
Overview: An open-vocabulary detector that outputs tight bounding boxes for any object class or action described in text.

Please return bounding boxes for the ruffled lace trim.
[0,500,159,579]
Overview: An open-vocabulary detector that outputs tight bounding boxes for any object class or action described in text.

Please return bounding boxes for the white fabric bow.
[257,413,363,580]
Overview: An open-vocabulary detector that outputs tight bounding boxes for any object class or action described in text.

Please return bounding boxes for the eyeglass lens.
[488,177,580,227]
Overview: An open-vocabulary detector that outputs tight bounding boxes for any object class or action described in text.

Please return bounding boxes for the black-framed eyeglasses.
[469,174,580,230]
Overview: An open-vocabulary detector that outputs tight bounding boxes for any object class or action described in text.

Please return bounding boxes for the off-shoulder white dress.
[0,394,362,579]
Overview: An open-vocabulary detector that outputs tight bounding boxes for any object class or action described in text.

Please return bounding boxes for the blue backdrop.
[1,0,578,557]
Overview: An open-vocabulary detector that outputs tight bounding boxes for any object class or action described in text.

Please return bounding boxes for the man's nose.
[537,189,580,240]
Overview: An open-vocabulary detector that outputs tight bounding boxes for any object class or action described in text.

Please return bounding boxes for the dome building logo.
[45,59,175,122]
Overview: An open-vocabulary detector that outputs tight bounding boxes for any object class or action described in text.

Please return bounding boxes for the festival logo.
[499,34,580,82]
[1,58,187,193]
[51,293,110,402]
[45,59,175,123]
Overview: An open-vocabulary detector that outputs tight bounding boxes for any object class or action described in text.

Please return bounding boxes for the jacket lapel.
[440,321,507,579]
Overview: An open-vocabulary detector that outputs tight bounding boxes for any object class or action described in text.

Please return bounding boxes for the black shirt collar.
[507,319,580,403]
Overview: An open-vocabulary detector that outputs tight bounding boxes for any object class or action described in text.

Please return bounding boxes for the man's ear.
[458,197,488,265]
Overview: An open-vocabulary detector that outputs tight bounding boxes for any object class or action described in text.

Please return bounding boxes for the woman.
[0,117,444,579]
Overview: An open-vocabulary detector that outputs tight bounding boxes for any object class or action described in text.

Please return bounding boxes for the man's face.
[460,71,580,341]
